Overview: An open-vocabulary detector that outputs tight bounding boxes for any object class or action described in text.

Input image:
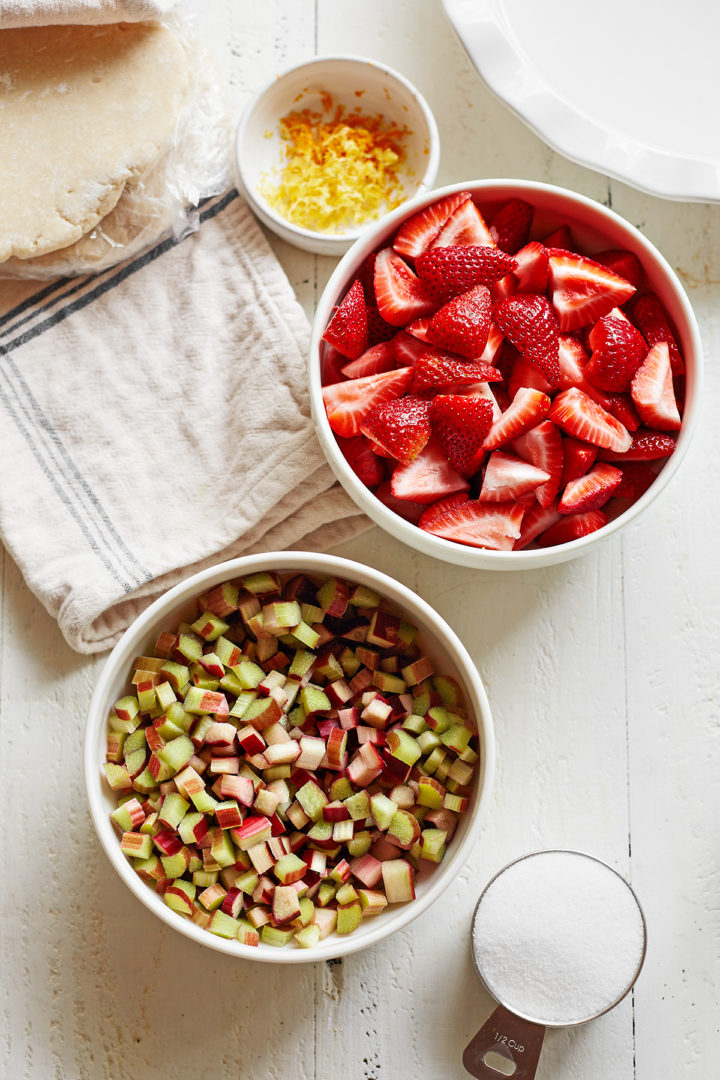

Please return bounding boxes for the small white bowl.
[309,179,703,569]
[85,551,494,963]
[235,55,440,256]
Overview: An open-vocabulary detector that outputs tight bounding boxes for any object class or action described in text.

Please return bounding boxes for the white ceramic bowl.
[85,552,494,963]
[309,179,703,569]
[235,55,440,256]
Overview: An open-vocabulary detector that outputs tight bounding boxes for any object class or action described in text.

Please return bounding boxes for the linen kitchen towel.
[0,0,177,27]
[0,191,370,652]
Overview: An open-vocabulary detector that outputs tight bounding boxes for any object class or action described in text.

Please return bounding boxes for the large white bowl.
[309,179,703,569]
[235,55,440,256]
[85,552,494,963]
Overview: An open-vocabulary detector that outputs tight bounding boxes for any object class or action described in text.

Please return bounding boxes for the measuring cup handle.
[462,1004,546,1080]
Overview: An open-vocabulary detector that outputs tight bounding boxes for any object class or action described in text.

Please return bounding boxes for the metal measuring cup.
[463,850,647,1080]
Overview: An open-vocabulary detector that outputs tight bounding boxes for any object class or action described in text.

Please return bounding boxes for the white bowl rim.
[235,53,441,246]
[309,178,704,568]
[85,550,495,964]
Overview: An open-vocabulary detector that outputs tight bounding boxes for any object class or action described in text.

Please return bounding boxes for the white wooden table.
[2,3,719,1078]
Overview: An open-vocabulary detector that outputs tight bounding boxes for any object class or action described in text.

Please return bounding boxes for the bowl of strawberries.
[309,180,702,567]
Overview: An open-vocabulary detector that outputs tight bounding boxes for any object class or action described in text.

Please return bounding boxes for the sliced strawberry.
[512,420,564,508]
[453,380,502,421]
[366,305,397,345]
[508,354,552,398]
[594,250,644,290]
[483,387,551,451]
[480,451,550,502]
[373,248,436,327]
[341,339,397,379]
[489,274,517,303]
[360,395,432,464]
[631,342,681,431]
[321,342,349,386]
[404,316,433,343]
[585,308,647,392]
[337,435,386,488]
[431,199,495,249]
[556,335,613,409]
[418,492,471,529]
[323,280,368,359]
[427,284,492,359]
[479,323,506,366]
[415,245,517,303]
[412,353,502,391]
[535,509,608,547]
[561,438,598,486]
[374,481,425,524]
[494,294,560,385]
[629,293,684,375]
[548,387,632,452]
[542,225,573,250]
[419,500,525,551]
[429,394,494,477]
[391,329,432,365]
[513,241,550,294]
[558,462,623,514]
[490,198,533,254]
[514,501,563,549]
[322,366,414,437]
[598,429,676,462]
[604,393,640,431]
[548,251,636,331]
[614,462,657,500]
[393,191,473,258]
[390,440,470,504]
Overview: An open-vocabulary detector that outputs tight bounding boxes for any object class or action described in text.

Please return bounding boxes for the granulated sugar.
[472,851,646,1026]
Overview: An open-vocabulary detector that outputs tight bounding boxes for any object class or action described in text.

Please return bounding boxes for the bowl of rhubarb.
[310,180,702,567]
[85,552,494,962]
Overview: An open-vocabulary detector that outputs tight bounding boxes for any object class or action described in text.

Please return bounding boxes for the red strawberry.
[412,353,502,391]
[598,429,676,462]
[374,481,425,524]
[494,294,560,386]
[341,340,397,379]
[480,451,550,502]
[548,387,632,452]
[548,251,636,331]
[490,198,533,254]
[631,342,681,431]
[561,438,598,486]
[366,305,397,345]
[484,387,551,450]
[415,245,517,302]
[360,396,432,463]
[373,248,436,327]
[390,440,470,504]
[594,250,644,290]
[321,342,348,385]
[536,510,608,546]
[322,280,368,359]
[429,394,494,476]
[513,241,550,294]
[604,393,640,431]
[490,273,517,303]
[453,380,502,421]
[419,500,525,551]
[558,462,623,513]
[418,492,471,529]
[585,308,647,391]
[480,323,506,366]
[391,329,432,365]
[322,366,413,437]
[508,354,552,398]
[431,199,495,249]
[512,420,564,508]
[393,191,473,258]
[542,225,573,250]
[405,316,433,342]
[629,293,684,375]
[337,435,386,488]
[614,462,657,500]
[427,285,492,359]
[556,334,614,410]
[514,501,563,549]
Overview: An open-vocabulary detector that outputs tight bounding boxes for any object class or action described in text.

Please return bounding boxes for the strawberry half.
[393,191,473,258]
[561,437,598,486]
[374,481,425,523]
[480,451,550,502]
[431,200,495,249]
[373,248,436,327]
[614,462,657,500]
[630,342,681,431]
[484,387,551,450]
[360,396,432,463]
[419,500,525,551]
[415,245,517,303]
[585,308,648,392]
[490,198,533,254]
[390,439,470,504]
[513,241,550,294]
[341,340,397,379]
[418,492,471,529]
[337,435,386,488]
[508,354,552,398]
[548,387,632,453]
[514,501,563,549]
[512,420,564,508]
[598,429,676,462]
[494,294,560,386]
[548,251,636,331]
[629,293,684,375]
[429,394,494,476]
[558,462,623,514]
[322,366,414,437]
[427,284,492,359]
[412,353,502,391]
[322,280,368,359]
[542,224,573,250]
[594,250,644,290]
[535,510,608,546]
[366,305,397,346]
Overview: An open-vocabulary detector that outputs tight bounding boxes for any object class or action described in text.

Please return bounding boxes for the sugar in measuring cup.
[464,850,647,1079]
